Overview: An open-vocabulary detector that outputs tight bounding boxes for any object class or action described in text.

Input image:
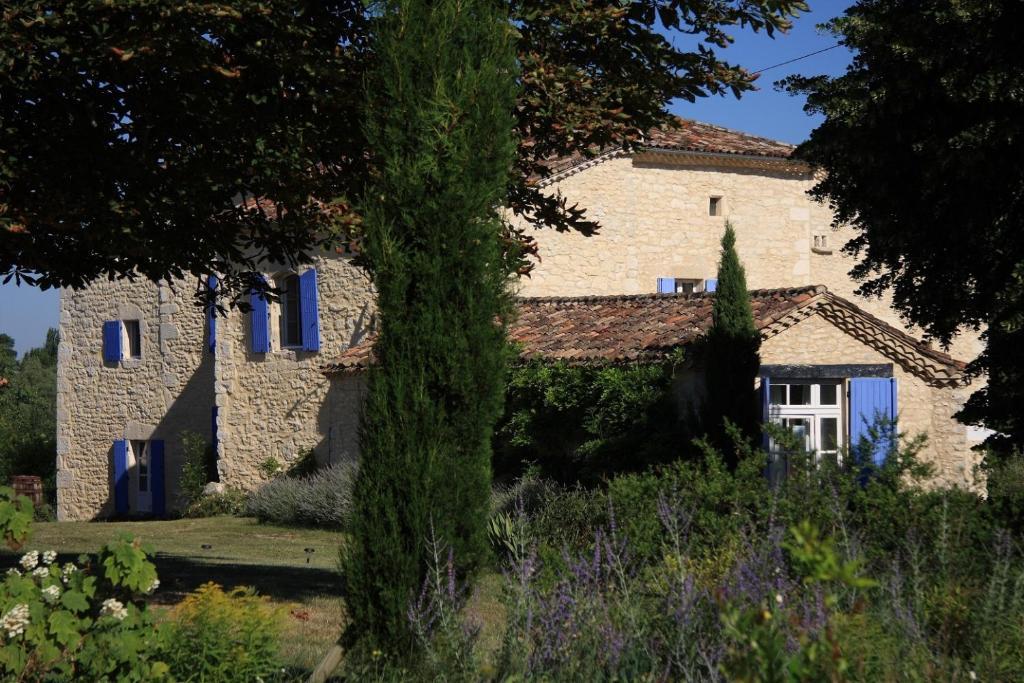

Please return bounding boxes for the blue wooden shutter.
[705,278,718,293]
[760,376,771,450]
[849,377,898,467]
[113,440,129,514]
[150,440,165,515]
[103,321,122,362]
[250,280,271,353]
[657,277,675,294]
[299,268,321,352]
[207,275,218,354]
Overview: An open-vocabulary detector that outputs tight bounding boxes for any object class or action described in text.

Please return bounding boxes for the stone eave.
[759,292,967,388]
[535,147,811,189]
[633,148,811,176]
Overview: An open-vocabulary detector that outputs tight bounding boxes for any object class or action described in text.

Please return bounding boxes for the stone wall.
[213,253,374,490]
[760,313,979,488]
[57,276,214,520]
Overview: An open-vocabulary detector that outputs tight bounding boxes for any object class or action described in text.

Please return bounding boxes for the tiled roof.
[645,119,795,159]
[509,286,816,365]
[323,286,825,374]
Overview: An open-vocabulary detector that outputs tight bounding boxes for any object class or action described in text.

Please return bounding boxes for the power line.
[751,43,842,75]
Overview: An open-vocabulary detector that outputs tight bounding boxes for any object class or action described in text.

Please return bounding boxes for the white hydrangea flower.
[31,566,49,580]
[60,563,77,584]
[5,568,21,578]
[41,551,57,566]
[41,585,61,604]
[19,551,38,571]
[145,578,160,594]
[100,598,128,621]
[1,604,30,638]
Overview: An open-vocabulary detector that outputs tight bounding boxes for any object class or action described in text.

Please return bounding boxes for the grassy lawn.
[0,516,347,671]
[0,516,506,674]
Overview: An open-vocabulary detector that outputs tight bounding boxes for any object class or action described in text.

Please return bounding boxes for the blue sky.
[0,0,853,357]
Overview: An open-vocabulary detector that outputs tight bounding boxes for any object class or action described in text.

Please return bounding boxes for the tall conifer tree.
[342,0,517,652]
[705,222,761,460]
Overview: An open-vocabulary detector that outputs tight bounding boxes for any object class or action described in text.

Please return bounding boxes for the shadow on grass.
[0,553,343,605]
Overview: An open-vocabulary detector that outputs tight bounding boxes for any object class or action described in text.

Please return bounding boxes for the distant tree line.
[0,329,58,504]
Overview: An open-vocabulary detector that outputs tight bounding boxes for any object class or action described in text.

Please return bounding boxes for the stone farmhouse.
[55,119,983,521]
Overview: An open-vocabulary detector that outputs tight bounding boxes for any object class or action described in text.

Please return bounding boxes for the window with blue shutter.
[849,377,898,467]
[103,321,122,362]
[207,275,218,354]
[657,278,675,294]
[705,278,718,293]
[150,440,165,515]
[113,439,129,514]
[299,268,321,352]
[250,279,271,353]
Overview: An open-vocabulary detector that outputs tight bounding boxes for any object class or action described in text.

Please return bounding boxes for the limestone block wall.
[56,276,213,520]
[759,313,978,488]
[517,158,831,297]
[213,253,374,490]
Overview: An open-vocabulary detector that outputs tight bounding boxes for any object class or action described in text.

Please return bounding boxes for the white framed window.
[673,278,704,295]
[768,379,844,466]
[277,273,303,348]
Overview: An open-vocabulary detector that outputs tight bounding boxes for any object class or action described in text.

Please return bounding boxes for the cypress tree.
[705,222,761,460]
[342,0,517,653]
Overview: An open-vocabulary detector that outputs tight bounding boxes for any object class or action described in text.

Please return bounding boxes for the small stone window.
[709,196,723,217]
[812,232,833,254]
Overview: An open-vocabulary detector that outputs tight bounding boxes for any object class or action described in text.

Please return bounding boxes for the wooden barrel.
[12,476,43,506]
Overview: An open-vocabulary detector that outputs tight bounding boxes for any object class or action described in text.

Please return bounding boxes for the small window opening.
[709,196,723,216]
[812,233,833,254]
[124,320,142,359]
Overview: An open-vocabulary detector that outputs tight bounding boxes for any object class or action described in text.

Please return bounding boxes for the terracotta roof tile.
[323,286,825,374]
[645,119,795,159]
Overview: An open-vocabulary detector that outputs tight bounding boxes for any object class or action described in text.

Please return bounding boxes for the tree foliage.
[783,0,1024,454]
[705,222,760,455]
[0,330,58,501]
[341,0,517,653]
[495,359,683,484]
[1,0,808,299]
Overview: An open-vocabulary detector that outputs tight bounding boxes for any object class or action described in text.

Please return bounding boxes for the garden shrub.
[0,532,168,681]
[178,431,217,508]
[160,582,283,683]
[246,462,356,529]
[183,487,248,519]
[985,449,1024,534]
[495,359,684,484]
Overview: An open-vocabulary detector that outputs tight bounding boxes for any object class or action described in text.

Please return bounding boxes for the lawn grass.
[0,516,507,675]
